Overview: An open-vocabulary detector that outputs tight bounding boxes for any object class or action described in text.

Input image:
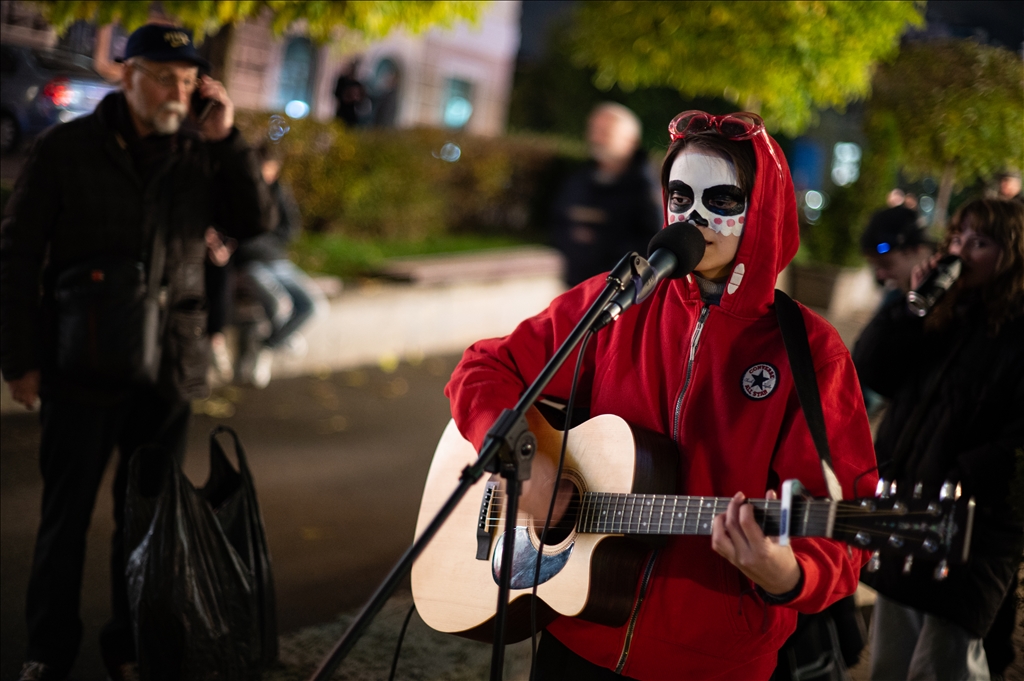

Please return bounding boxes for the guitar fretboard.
[576,493,834,538]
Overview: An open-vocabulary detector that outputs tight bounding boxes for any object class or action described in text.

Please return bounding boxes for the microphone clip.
[594,252,654,331]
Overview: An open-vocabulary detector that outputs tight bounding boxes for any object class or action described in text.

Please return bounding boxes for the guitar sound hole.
[539,486,580,545]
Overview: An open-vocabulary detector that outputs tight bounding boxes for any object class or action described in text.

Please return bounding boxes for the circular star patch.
[741,363,778,400]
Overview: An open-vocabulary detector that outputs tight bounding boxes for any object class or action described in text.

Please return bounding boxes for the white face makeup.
[667,149,747,237]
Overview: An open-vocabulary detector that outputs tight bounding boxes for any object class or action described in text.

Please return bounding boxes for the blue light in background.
[876,242,891,254]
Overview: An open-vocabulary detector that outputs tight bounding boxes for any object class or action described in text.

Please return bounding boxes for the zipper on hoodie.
[672,304,710,442]
[616,303,709,672]
[614,550,659,674]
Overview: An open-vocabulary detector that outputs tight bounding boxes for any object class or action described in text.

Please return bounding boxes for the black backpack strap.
[775,289,842,500]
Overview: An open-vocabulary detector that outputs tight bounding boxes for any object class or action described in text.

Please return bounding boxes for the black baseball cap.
[116,24,210,71]
[860,206,932,255]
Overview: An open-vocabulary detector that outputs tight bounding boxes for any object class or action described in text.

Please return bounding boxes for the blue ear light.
[876,242,891,254]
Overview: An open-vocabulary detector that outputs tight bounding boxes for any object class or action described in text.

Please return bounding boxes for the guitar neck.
[577,492,835,539]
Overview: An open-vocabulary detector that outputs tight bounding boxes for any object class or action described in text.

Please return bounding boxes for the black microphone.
[593,221,706,330]
[906,254,962,317]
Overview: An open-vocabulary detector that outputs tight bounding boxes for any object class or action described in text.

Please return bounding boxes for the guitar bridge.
[476,479,500,560]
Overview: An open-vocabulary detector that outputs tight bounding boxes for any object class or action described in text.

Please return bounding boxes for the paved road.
[1,355,460,680]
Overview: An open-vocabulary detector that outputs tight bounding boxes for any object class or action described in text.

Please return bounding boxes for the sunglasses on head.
[668,111,765,141]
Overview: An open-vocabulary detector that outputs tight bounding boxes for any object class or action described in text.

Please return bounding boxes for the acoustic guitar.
[411,409,974,643]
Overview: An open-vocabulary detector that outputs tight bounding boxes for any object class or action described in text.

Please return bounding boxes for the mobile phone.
[191,89,215,122]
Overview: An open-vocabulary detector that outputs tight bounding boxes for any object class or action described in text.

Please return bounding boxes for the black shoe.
[18,662,62,681]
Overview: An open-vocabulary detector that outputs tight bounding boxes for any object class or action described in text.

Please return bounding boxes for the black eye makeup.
[702,185,746,216]
[667,180,694,214]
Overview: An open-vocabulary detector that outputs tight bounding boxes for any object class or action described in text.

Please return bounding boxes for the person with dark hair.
[551,103,663,287]
[444,111,877,680]
[0,24,275,681]
[854,198,1024,681]
[234,142,327,388]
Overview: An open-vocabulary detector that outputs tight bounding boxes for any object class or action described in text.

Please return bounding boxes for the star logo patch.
[741,363,778,400]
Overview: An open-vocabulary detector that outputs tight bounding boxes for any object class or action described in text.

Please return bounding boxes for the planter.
[790,263,881,320]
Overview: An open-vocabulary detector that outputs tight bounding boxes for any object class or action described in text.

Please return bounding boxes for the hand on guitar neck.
[522,453,801,598]
[712,490,802,597]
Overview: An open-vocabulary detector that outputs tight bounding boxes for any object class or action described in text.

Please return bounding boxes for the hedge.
[233,112,590,244]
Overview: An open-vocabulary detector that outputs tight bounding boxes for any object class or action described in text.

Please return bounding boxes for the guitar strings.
[483,494,953,545]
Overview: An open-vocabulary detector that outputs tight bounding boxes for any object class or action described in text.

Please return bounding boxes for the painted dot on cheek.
[727,219,735,227]
[714,218,723,225]
[738,216,744,224]
[669,214,677,223]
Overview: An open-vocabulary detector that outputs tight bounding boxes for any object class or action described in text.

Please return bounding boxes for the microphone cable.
[528,327,596,681]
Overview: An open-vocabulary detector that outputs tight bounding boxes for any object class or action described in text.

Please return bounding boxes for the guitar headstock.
[832,481,975,581]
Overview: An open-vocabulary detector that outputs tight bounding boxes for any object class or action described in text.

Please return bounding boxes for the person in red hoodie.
[444,111,878,680]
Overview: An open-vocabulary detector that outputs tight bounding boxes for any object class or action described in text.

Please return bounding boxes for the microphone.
[593,221,706,330]
[906,254,962,317]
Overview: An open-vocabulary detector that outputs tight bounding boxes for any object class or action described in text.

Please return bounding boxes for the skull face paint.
[667,149,747,237]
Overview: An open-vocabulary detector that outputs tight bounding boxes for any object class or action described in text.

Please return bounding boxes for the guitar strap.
[774,290,843,501]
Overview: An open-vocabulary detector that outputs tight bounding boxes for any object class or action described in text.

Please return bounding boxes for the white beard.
[152,102,187,135]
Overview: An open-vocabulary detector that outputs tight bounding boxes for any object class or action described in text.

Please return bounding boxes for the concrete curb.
[1,268,567,413]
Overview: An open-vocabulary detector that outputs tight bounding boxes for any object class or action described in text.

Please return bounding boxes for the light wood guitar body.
[411,410,972,643]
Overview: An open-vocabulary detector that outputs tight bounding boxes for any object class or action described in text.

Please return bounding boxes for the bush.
[800,183,867,267]
[233,112,588,243]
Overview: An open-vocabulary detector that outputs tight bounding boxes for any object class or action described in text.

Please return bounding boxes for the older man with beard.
[0,24,275,681]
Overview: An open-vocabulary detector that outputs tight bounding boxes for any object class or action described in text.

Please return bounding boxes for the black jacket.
[551,148,663,287]
[234,181,301,265]
[0,92,275,400]
[853,293,1024,637]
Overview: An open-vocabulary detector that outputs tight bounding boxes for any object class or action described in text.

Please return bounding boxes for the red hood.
[664,131,799,318]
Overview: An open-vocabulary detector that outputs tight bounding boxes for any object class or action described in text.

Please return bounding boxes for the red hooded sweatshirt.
[444,130,877,680]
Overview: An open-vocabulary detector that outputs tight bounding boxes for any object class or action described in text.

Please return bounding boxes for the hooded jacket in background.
[445,130,877,680]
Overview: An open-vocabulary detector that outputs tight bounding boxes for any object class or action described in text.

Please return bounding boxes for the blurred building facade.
[0,0,522,137]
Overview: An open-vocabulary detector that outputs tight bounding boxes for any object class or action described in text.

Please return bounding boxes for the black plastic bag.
[125,426,278,680]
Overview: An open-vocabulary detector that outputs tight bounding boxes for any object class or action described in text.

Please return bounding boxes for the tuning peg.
[888,534,904,548]
[939,480,961,501]
[913,482,924,499]
[876,478,889,498]
[927,501,942,516]
[902,554,914,574]
[854,532,871,546]
[892,501,907,515]
[933,559,949,581]
[866,550,881,572]
[922,538,938,553]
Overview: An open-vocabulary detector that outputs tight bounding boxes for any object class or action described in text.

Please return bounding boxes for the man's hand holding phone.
[192,74,233,142]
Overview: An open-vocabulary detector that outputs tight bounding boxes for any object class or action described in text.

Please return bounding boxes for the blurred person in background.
[0,24,274,681]
[333,59,370,128]
[235,142,327,389]
[204,227,237,386]
[551,102,663,287]
[853,198,1024,681]
[995,169,1022,203]
[860,206,935,296]
[856,207,935,420]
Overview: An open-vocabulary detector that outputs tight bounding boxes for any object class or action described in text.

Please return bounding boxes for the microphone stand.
[309,252,644,681]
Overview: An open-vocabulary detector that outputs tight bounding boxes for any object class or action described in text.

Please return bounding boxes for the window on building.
[278,37,317,118]
[442,78,474,129]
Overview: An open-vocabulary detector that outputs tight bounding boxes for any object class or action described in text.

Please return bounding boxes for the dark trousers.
[25,387,190,676]
[534,632,639,681]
